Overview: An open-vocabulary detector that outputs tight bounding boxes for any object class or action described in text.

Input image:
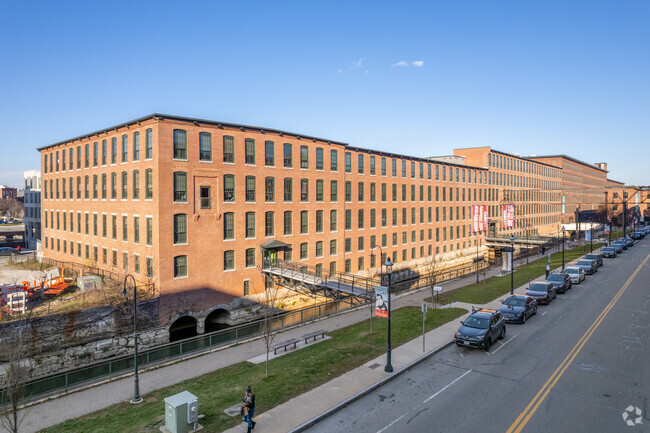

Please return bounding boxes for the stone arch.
[168,315,198,342]
[204,307,231,333]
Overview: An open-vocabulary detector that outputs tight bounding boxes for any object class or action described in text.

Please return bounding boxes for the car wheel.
[484,337,491,351]
[533,305,538,315]
[500,326,506,339]
[521,313,526,324]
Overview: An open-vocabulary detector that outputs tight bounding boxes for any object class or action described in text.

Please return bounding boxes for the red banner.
[503,204,515,228]
[472,205,488,232]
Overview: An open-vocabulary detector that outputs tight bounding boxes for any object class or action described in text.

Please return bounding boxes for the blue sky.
[1,0,648,188]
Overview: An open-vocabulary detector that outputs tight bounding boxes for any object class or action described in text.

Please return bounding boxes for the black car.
[584,253,603,267]
[601,246,617,258]
[499,295,537,323]
[454,308,506,351]
[546,272,572,293]
[630,231,645,240]
[576,259,598,274]
[0,247,17,256]
[613,240,628,250]
[610,243,624,253]
[525,281,557,305]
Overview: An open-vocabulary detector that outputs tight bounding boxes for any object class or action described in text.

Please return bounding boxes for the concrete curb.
[288,339,454,432]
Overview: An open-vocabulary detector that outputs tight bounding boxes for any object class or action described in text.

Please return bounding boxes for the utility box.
[163,391,200,433]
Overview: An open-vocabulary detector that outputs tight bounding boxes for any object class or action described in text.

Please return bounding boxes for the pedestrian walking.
[242,385,256,432]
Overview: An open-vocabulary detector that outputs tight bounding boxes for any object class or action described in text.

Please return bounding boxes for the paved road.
[306,241,650,433]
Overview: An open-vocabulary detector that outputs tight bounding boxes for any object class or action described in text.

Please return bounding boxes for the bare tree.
[258,279,289,379]
[0,311,34,433]
[422,255,445,308]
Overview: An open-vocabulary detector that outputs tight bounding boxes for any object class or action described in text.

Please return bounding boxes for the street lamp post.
[608,218,612,246]
[384,258,394,374]
[123,274,143,404]
[562,226,566,270]
[509,235,515,295]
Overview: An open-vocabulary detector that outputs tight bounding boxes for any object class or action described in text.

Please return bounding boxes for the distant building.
[0,185,17,200]
[23,170,42,250]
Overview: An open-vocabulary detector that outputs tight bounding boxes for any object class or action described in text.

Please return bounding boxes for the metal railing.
[1,295,367,405]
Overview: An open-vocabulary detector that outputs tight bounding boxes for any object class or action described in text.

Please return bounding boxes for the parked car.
[576,259,598,275]
[584,253,603,267]
[0,247,17,256]
[621,237,635,246]
[525,281,557,305]
[565,266,586,284]
[546,271,572,293]
[610,243,625,253]
[601,247,617,258]
[612,240,628,250]
[454,308,506,351]
[499,295,537,323]
[630,231,645,240]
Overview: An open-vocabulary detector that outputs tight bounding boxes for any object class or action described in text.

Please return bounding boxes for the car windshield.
[463,315,489,329]
[577,261,591,266]
[602,248,614,252]
[504,298,525,307]
[529,283,548,292]
[548,274,563,281]
[585,255,598,259]
[566,268,578,274]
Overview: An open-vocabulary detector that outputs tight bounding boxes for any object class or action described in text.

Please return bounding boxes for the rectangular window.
[370,156,376,175]
[316,210,323,232]
[121,171,128,199]
[345,181,352,201]
[345,152,351,173]
[246,212,256,238]
[316,179,324,201]
[224,175,235,202]
[316,148,324,170]
[300,211,309,234]
[265,211,274,236]
[330,210,337,231]
[93,143,98,166]
[284,211,292,235]
[174,214,187,244]
[223,136,235,163]
[283,178,292,202]
[345,209,352,230]
[111,138,117,164]
[358,154,364,174]
[300,179,309,202]
[330,240,337,255]
[330,180,338,202]
[146,217,153,245]
[300,243,308,259]
[122,134,128,162]
[133,132,140,161]
[146,129,153,159]
[224,212,234,239]
[134,216,140,243]
[200,186,211,209]
[173,130,186,159]
[101,140,107,165]
[265,177,275,202]
[92,175,97,199]
[147,257,153,278]
[246,248,256,267]
[145,169,153,199]
[316,241,323,257]
[245,176,256,201]
[133,170,140,199]
[331,150,338,171]
[174,172,187,202]
[245,138,255,164]
[122,215,128,241]
[174,255,187,277]
[300,145,308,169]
[264,141,274,166]
[283,143,292,167]
[102,214,107,237]
[199,132,212,161]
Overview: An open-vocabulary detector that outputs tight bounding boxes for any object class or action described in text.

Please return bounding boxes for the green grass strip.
[40,306,466,433]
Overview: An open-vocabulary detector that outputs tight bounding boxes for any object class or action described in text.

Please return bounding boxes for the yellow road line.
[506,253,650,433]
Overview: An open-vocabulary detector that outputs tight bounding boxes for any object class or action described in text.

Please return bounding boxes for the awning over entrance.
[260,240,289,249]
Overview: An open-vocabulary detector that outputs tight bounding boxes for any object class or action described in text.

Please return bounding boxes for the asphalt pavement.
[302,241,650,433]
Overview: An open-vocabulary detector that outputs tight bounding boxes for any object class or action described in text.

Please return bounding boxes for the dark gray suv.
[455,308,506,351]
[546,272,572,293]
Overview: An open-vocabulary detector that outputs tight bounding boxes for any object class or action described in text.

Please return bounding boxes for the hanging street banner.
[503,204,515,228]
[374,286,389,318]
[472,205,488,232]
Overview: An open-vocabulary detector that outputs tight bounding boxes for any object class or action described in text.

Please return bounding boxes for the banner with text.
[374,286,389,318]
[472,205,488,232]
[503,204,515,228]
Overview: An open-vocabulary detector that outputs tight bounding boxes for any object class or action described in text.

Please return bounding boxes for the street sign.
[433,285,443,292]
[422,303,427,314]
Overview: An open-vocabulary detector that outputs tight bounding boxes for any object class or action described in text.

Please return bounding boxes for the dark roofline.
[489,149,561,170]
[37,113,350,151]
[346,145,487,171]
[606,178,625,186]
[526,154,608,173]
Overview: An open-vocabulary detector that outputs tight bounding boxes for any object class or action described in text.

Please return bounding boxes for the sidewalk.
[17,248,575,433]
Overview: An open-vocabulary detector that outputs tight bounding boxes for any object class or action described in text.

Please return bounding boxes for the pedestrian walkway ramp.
[261,259,377,300]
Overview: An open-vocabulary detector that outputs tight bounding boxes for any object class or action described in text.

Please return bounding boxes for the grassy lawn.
[40,306,466,433]
[430,243,604,305]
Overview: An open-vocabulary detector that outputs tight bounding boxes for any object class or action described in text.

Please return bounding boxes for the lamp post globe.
[384,257,394,373]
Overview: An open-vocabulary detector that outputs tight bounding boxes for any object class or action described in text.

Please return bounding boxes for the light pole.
[509,235,515,295]
[562,226,566,270]
[608,218,612,246]
[384,257,394,374]
[370,245,384,277]
[123,274,143,404]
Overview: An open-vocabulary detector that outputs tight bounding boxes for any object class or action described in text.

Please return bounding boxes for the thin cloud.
[391,60,409,67]
[412,61,424,67]
[337,68,343,74]
[351,58,364,69]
